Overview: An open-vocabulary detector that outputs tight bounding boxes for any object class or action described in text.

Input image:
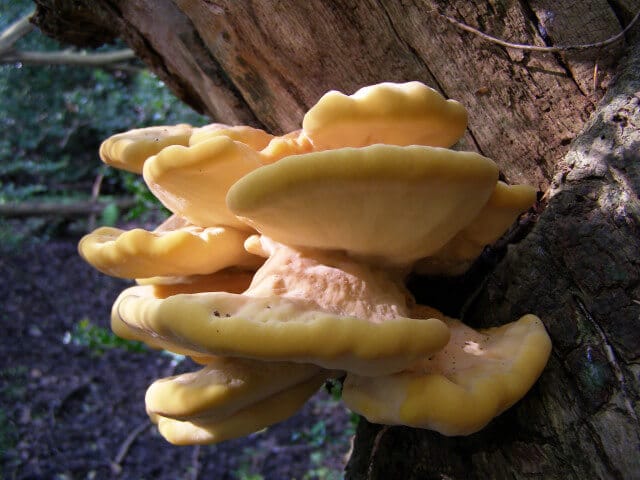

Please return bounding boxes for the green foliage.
[234,447,266,480]
[63,318,147,355]
[235,467,265,480]
[119,170,169,220]
[99,202,120,227]
[0,408,18,470]
[325,378,343,401]
[302,451,343,480]
[291,420,328,447]
[0,365,28,403]
[347,411,360,435]
[0,0,207,224]
[0,365,26,471]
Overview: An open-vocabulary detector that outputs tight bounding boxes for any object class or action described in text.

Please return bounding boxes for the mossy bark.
[34,1,640,478]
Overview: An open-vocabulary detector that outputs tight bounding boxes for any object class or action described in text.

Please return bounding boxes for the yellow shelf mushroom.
[302,81,468,149]
[343,310,551,436]
[78,223,261,279]
[79,81,551,445]
[154,373,329,445]
[227,145,500,265]
[99,123,193,174]
[188,123,275,150]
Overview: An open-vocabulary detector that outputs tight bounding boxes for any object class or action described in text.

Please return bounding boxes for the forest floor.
[0,228,354,480]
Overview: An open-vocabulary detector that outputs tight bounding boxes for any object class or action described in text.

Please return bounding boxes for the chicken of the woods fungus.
[79,81,551,445]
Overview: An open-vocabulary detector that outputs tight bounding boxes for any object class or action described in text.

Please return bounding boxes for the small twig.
[367,425,390,479]
[110,358,182,476]
[111,420,151,476]
[440,9,640,52]
[0,9,137,68]
[58,119,81,149]
[88,173,104,231]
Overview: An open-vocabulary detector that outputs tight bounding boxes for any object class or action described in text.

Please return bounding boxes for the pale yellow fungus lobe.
[155,373,327,445]
[414,181,537,275]
[342,313,551,436]
[99,123,193,174]
[143,135,262,230]
[111,241,451,376]
[191,125,313,164]
[189,123,274,150]
[227,145,499,266]
[302,81,468,150]
[146,357,321,422]
[259,129,314,164]
[112,287,450,376]
[78,224,259,279]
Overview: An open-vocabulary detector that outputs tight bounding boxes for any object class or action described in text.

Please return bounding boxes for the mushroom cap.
[457,181,536,245]
[99,124,193,174]
[414,181,537,275]
[259,130,314,164]
[227,145,499,265]
[111,285,451,376]
[154,373,327,445]
[302,81,468,150]
[78,224,260,279]
[342,314,551,436]
[143,136,262,230]
[189,123,274,150]
[146,357,320,421]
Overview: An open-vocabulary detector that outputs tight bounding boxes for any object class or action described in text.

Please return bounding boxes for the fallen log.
[0,198,136,218]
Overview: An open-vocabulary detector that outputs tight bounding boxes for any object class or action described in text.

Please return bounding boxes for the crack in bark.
[518,0,592,98]
[367,425,390,479]
[175,3,264,126]
[241,1,310,117]
[580,417,625,480]
[573,295,639,425]
[605,0,631,27]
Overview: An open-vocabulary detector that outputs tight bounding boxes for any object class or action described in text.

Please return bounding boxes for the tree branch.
[0,48,136,66]
[0,8,35,56]
[0,7,136,68]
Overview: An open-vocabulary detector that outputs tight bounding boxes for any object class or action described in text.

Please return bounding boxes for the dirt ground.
[0,234,353,480]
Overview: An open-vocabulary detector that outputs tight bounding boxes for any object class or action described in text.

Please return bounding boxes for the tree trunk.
[349,34,640,480]
[33,1,640,478]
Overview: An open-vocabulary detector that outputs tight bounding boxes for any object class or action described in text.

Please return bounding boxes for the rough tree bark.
[33,1,640,478]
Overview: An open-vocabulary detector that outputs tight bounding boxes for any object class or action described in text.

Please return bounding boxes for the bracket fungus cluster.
[79,81,551,445]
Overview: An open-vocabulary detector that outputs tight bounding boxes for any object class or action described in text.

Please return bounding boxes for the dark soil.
[0,236,353,480]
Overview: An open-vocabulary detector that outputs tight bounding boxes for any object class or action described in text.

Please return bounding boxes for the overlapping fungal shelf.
[79,81,551,445]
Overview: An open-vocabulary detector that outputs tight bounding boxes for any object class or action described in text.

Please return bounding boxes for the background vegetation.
[0,0,207,237]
